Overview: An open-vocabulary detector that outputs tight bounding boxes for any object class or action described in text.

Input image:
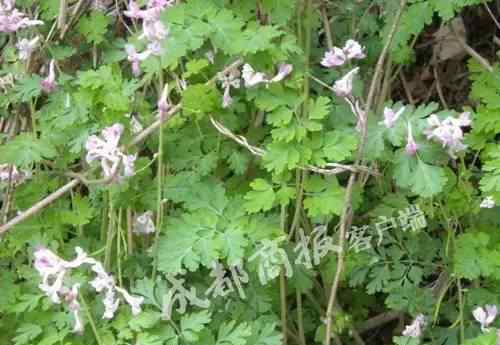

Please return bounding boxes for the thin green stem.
[80,295,104,345]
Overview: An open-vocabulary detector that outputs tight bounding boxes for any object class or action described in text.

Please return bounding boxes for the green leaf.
[217,321,252,345]
[14,75,43,102]
[228,151,250,176]
[394,153,447,197]
[263,142,301,174]
[267,107,294,127]
[128,311,162,331]
[309,97,331,120]
[322,130,358,161]
[78,11,110,44]
[13,324,42,345]
[60,195,95,226]
[303,176,345,217]
[0,134,57,167]
[183,84,220,119]
[181,310,212,342]
[454,232,500,280]
[184,59,210,78]
[244,179,276,213]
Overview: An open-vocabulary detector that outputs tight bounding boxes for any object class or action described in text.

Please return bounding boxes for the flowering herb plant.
[1,1,500,345]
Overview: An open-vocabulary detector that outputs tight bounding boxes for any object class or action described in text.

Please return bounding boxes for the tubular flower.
[85,124,137,179]
[405,122,419,156]
[0,0,44,33]
[424,112,471,158]
[402,314,426,338]
[473,305,498,331]
[16,36,39,61]
[157,84,170,117]
[333,67,359,98]
[321,39,365,68]
[381,106,406,128]
[241,63,293,89]
[125,44,151,77]
[41,60,57,93]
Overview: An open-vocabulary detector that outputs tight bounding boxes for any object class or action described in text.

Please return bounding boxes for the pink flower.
[321,40,365,68]
[0,0,43,33]
[381,106,405,128]
[41,60,57,93]
[125,44,151,77]
[0,164,29,184]
[270,63,293,82]
[473,305,498,331]
[402,314,426,338]
[115,286,144,315]
[333,67,359,98]
[405,123,419,156]
[321,47,347,68]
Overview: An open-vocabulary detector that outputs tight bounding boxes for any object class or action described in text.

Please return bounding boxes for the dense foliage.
[1,1,500,345]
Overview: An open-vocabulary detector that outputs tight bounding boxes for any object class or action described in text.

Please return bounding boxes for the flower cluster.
[124,0,173,58]
[402,314,426,338]
[217,63,293,108]
[34,247,144,333]
[321,39,365,68]
[473,305,498,332]
[424,112,471,158]
[332,68,367,132]
[85,124,136,180]
[0,0,43,33]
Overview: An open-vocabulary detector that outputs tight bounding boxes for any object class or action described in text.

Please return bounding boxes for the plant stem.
[323,2,408,345]
[80,295,104,345]
[152,79,165,280]
[280,205,288,345]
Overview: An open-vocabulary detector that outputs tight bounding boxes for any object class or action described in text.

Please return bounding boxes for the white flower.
[343,39,366,60]
[242,63,268,87]
[480,196,496,209]
[116,286,144,315]
[424,112,472,158]
[16,36,39,61]
[333,67,359,98]
[402,314,426,338]
[473,305,498,331]
[125,44,151,77]
[85,124,136,179]
[381,106,405,128]
[134,211,156,234]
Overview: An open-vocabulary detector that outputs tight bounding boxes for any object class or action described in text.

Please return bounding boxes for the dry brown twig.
[209,117,379,177]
